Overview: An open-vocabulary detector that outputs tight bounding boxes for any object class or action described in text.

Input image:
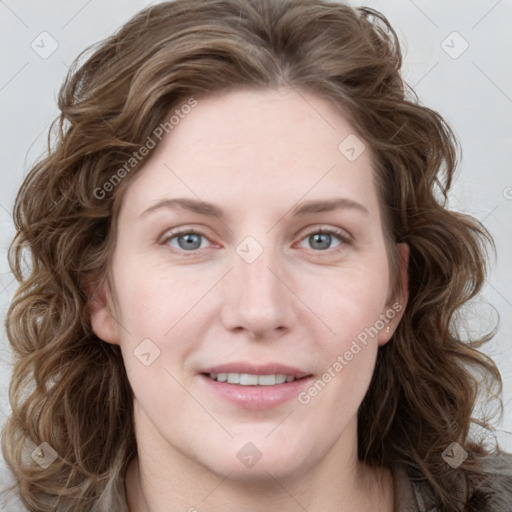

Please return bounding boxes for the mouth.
[198,363,314,409]
[203,372,308,386]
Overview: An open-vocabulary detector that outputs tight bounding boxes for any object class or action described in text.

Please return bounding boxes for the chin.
[209,456,307,483]
[193,438,312,482]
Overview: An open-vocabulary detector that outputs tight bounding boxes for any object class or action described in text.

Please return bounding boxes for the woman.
[1,0,511,510]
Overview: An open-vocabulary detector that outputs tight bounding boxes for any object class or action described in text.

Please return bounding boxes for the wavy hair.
[1,0,505,510]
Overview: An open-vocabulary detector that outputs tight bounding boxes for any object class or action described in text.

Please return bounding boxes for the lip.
[198,362,313,410]
[199,362,310,379]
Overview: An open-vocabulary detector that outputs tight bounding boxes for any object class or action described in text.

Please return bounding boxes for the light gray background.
[0,0,511,508]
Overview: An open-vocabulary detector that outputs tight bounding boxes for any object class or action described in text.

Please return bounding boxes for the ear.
[378,243,409,346]
[88,279,121,345]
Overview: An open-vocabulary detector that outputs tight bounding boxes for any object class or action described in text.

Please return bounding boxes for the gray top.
[394,453,512,512]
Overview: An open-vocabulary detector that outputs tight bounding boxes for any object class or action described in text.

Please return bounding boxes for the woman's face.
[91,87,407,481]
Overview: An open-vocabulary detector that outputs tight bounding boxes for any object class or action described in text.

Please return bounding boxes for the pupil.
[311,233,330,250]
[180,234,200,250]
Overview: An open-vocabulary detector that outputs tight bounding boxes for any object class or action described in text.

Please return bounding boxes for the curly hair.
[1,0,505,510]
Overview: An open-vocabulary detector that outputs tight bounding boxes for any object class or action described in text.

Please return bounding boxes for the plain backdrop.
[0,0,511,508]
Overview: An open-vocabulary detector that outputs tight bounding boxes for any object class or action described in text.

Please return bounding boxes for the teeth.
[227,373,240,384]
[275,374,287,384]
[257,374,277,386]
[240,373,259,385]
[209,373,296,385]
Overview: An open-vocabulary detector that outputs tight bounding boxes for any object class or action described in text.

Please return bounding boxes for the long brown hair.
[1,1,504,510]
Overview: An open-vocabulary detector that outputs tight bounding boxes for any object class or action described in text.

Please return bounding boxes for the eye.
[161,229,211,252]
[160,226,352,255]
[297,227,350,252]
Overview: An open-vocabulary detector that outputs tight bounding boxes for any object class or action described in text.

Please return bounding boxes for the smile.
[208,372,297,385]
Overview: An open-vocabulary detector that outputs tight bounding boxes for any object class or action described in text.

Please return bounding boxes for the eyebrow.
[140,197,369,219]
[291,197,368,216]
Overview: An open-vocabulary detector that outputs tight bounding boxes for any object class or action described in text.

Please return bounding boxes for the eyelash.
[160,226,352,256]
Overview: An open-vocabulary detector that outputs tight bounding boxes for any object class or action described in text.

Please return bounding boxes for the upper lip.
[200,362,311,379]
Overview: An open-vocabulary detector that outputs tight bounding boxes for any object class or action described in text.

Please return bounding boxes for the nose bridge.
[222,234,292,336]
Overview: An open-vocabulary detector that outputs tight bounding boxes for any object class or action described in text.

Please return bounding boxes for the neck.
[125,414,394,512]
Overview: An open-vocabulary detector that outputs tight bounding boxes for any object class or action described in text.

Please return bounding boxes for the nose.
[220,240,295,339]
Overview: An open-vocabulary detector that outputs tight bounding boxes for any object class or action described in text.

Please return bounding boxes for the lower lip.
[199,374,313,409]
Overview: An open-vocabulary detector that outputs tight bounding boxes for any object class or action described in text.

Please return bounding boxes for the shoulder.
[471,452,512,511]
[397,452,512,512]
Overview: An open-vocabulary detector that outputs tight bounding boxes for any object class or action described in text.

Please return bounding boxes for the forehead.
[120,87,380,221]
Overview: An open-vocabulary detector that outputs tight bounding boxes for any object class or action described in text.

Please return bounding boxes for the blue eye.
[161,227,350,255]
[298,229,347,251]
[163,231,210,251]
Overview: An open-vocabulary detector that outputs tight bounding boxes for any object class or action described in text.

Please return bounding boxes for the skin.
[90,87,409,512]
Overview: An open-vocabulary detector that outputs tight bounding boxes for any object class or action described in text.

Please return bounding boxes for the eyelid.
[159,227,214,248]
[298,225,353,243]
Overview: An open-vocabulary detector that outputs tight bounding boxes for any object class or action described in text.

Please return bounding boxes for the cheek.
[112,253,204,331]
[111,257,214,382]
[112,230,390,347]
[297,272,386,417]
[310,266,389,343]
